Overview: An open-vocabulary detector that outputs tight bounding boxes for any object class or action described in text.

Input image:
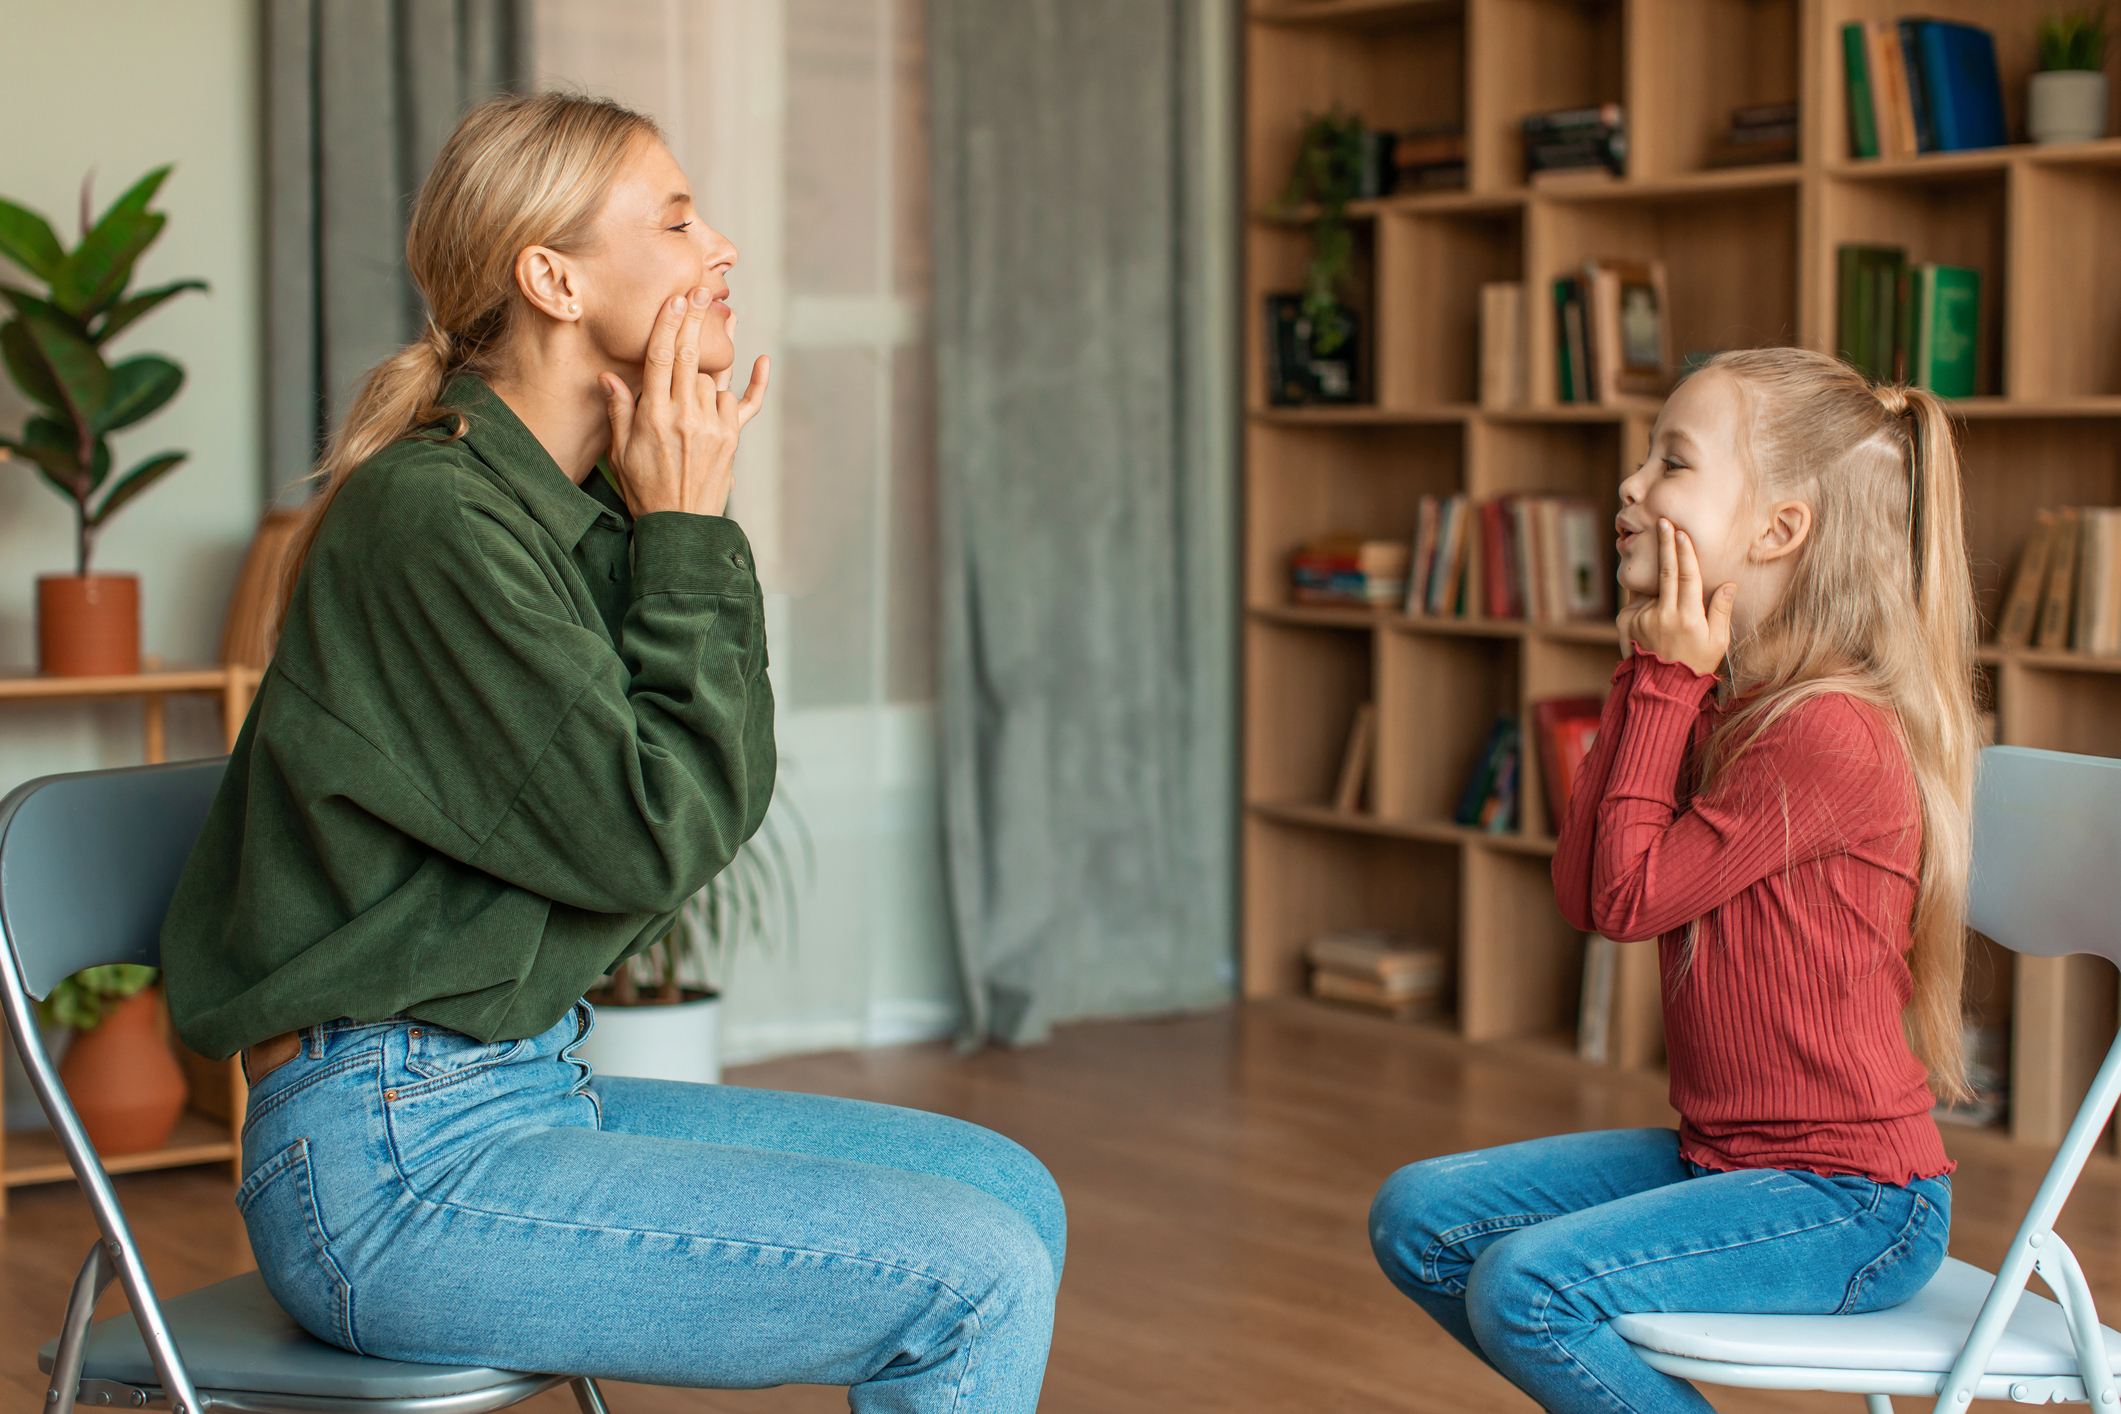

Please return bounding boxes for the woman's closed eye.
[668,220,693,232]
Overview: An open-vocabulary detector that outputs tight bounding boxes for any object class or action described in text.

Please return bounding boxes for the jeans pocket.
[402,1024,524,1080]
[237,1138,361,1353]
[1838,1186,1944,1315]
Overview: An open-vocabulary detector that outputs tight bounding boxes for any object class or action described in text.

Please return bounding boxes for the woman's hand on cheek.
[600,289,769,519]
[1614,519,1735,677]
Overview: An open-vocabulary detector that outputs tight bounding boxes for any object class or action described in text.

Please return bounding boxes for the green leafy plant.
[0,167,206,575]
[601,795,813,1005]
[38,964,158,1031]
[2040,8,2109,71]
[1271,109,1366,355]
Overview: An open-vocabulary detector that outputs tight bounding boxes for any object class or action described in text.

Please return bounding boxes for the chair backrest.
[1969,746,2121,968]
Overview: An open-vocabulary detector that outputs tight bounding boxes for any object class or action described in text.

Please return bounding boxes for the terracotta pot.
[59,987,188,1156]
[38,574,140,677]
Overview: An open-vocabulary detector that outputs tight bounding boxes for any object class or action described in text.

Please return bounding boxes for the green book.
[1871,249,1905,383]
[1914,264,1980,398]
[1554,278,1576,403]
[1843,23,1880,159]
[1837,245,1904,380]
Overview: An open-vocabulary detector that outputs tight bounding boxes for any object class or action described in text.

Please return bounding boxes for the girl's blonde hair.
[1694,347,1978,1103]
[276,91,662,620]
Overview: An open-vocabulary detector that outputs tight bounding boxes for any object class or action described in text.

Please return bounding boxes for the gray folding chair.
[0,760,610,1414]
[1614,745,2121,1413]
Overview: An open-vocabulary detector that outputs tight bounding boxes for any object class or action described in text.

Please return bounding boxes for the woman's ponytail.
[267,92,662,638]
[274,322,459,618]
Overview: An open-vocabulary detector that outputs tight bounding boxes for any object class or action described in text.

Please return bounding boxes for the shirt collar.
[445,375,622,551]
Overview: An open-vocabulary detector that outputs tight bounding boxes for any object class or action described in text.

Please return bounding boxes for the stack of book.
[1366,126,1468,194]
[1995,507,2121,657]
[1408,494,1611,623]
[1841,18,2006,159]
[1305,931,1446,1019]
[1290,534,1410,607]
[1534,696,1604,831]
[1523,103,1626,182]
[1553,258,1670,404]
[1835,244,1979,396]
[1707,101,1798,167]
[1455,715,1519,834]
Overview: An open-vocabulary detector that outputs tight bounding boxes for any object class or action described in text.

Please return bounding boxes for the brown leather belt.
[241,1030,302,1086]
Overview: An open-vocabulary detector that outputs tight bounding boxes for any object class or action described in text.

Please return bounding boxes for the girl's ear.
[1754,499,1812,564]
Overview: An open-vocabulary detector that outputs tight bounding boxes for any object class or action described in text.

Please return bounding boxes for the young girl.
[1369,347,1979,1414]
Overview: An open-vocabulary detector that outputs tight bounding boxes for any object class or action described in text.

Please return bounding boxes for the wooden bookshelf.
[1242,0,2121,1146]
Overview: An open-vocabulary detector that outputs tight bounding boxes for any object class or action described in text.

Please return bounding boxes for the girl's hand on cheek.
[1615,519,1734,677]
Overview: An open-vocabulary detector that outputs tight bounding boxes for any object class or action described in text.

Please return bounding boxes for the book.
[1264,294,1310,406]
[1582,258,1670,401]
[1305,931,1446,997]
[1555,278,1591,402]
[1916,21,2007,152]
[1480,282,1527,408]
[1310,967,1444,1019]
[1454,715,1519,832]
[1842,22,1880,159]
[1578,934,1616,1063]
[1357,541,1410,607]
[1995,510,2057,649]
[1911,264,1979,398]
[2079,510,2107,655]
[1407,496,1440,614]
[1534,696,1604,831]
[1427,496,1470,615]
[1523,104,1626,177]
[1334,702,1377,813]
[1868,20,1919,159]
[1898,19,1936,153]
[1556,501,1609,618]
[2038,506,2082,649]
[1835,244,1907,381]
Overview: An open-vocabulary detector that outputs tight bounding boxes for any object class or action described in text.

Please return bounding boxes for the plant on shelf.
[579,794,812,1085]
[0,166,206,676]
[1272,108,1364,356]
[2032,9,2111,144]
[37,963,189,1156]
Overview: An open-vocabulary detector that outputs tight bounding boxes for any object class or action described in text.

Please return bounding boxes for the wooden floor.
[5,999,2118,1413]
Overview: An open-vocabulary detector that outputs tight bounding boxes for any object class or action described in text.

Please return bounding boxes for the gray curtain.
[265,0,526,499]
[929,0,1239,1045]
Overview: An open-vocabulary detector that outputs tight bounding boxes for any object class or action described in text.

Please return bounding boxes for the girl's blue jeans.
[1370,1127,1950,1414]
[236,1005,1064,1413]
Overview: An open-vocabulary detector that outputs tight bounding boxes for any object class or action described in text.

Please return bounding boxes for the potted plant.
[0,166,205,675]
[1267,109,1366,405]
[2032,9,2110,144]
[576,798,810,1085]
[38,964,188,1154]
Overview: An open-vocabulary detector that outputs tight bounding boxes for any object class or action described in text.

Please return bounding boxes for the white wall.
[0,0,265,786]
[532,0,963,1063]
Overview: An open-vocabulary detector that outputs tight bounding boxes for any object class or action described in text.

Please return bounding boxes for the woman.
[163,92,1063,1412]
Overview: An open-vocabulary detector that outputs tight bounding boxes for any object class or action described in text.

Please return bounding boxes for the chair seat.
[39,1271,534,1399]
[1614,1258,2121,1378]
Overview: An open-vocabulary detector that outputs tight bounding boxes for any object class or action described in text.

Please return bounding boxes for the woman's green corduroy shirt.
[162,377,775,1060]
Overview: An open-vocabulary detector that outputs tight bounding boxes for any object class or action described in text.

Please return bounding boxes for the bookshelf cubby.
[1244,0,2121,1149]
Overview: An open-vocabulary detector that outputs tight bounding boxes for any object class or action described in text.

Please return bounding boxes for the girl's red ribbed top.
[1551,651,1952,1185]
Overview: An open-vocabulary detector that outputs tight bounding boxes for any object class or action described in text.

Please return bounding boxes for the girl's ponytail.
[1877,381,1979,1106]
[268,92,662,637]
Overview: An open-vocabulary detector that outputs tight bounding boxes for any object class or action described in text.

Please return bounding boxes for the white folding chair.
[1614,745,2121,1413]
[0,759,609,1414]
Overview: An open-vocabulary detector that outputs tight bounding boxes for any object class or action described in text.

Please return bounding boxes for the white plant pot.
[2030,70,2110,145]
[4,1023,69,1132]
[575,990,722,1086]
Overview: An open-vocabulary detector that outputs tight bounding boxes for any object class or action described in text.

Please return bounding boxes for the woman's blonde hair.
[276,91,662,619]
[1692,347,1979,1103]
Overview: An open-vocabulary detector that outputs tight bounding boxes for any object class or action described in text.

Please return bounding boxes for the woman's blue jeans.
[236,1005,1064,1412]
[1370,1128,1950,1414]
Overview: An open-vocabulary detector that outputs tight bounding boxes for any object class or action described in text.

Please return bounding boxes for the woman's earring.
[567,302,579,315]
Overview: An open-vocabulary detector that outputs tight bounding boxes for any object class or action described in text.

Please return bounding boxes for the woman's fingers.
[673,289,711,401]
[733,355,770,427]
[641,295,687,408]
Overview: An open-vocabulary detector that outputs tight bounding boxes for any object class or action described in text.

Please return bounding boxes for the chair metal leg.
[1865,1395,1894,1414]
[46,1238,119,1414]
[570,1376,611,1414]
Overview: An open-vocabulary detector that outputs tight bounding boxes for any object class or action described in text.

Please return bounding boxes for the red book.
[1481,500,1513,618]
[1535,695,1605,831]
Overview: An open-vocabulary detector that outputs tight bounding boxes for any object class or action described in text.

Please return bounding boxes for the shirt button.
[732,554,747,569]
